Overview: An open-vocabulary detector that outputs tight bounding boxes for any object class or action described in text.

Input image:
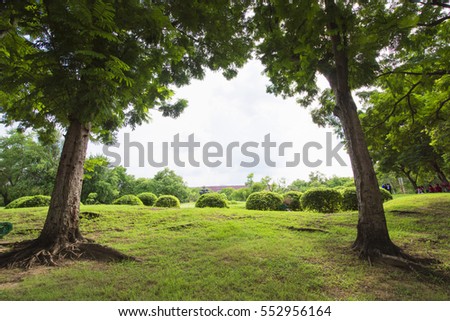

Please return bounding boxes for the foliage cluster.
[246,192,284,211]
[112,195,143,206]
[0,131,60,206]
[155,195,180,208]
[137,192,158,207]
[301,188,343,213]
[195,193,228,208]
[5,195,51,209]
[283,191,303,211]
[341,187,394,212]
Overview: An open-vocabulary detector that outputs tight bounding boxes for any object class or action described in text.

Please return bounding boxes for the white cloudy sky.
[1,60,353,187]
[89,60,353,186]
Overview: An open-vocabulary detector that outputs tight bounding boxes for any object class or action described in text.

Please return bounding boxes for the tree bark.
[37,118,91,247]
[323,0,400,258]
[332,90,400,257]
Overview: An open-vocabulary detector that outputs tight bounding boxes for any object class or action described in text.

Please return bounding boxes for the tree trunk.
[0,118,134,268]
[400,166,418,191]
[37,118,90,247]
[430,160,449,184]
[332,90,400,257]
[323,0,400,259]
[0,190,9,206]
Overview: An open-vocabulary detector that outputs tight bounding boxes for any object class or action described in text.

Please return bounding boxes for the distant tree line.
[2,128,446,208]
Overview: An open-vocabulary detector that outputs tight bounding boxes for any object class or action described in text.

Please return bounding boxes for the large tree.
[0,0,251,268]
[250,0,447,261]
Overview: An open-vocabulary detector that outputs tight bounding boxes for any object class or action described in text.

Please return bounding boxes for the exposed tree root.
[0,239,138,269]
[379,254,449,283]
[352,241,448,282]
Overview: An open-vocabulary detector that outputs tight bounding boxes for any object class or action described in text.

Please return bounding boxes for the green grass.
[0,194,449,300]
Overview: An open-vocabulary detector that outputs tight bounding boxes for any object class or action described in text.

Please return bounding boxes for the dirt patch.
[80,212,101,220]
[0,265,53,291]
[166,223,197,231]
[390,210,422,215]
[284,226,329,233]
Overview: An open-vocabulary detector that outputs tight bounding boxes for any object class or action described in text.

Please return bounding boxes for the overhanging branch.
[418,15,450,27]
[377,70,450,78]
[415,1,450,9]
[436,96,450,120]
[370,81,422,129]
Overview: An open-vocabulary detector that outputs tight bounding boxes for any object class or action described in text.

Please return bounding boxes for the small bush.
[195,193,228,208]
[5,195,51,209]
[341,187,393,211]
[137,192,158,206]
[112,195,144,206]
[85,193,98,205]
[155,195,180,208]
[341,187,358,211]
[283,191,303,211]
[301,188,342,213]
[246,192,284,211]
[380,188,393,202]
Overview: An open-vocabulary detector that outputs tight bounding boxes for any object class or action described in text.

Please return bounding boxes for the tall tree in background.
[251,0,447,261]
[0,0,251,268]
[0,130,60,205]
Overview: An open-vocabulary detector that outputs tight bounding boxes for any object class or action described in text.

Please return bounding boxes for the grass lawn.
[0,193,449,300]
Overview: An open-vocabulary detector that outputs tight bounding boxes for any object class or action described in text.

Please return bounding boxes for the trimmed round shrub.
[380,188,393,202]
[301,188,343,213]
[155,195,180,208]
[112,195,144,206]
[5,195,51,209]
[195,193,228,208]
[341,187,393,212]
[137,192,158,206]
[246,191,284,211]
[283,191,303,211]
[341,187,358,211]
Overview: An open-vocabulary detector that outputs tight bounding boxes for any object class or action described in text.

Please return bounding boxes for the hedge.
[195,193,228,208]
[301,188,342,213]
[341,188,358,211]
[380,188,393,202]
[137,192,158,206]
[155,195,180,208]
[283,191,303,211]
[341,187,393,211]
[112,195,144,206]
[246,191,284,211]
[5,195,51,209]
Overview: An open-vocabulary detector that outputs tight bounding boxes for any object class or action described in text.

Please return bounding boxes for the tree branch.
[407,93,415,124]
[415,1,450,9]
[377,70,450,78]
[418,15,450,27]
[370,81,422,129]
[0,17,18,40]
[436,96,450,120]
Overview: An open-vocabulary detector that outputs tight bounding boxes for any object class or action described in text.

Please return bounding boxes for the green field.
[0,194,449,300]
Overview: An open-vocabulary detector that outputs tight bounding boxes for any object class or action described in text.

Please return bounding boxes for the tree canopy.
[0,0,253,268]
[0,130,60,205]
[0,0,252,140]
